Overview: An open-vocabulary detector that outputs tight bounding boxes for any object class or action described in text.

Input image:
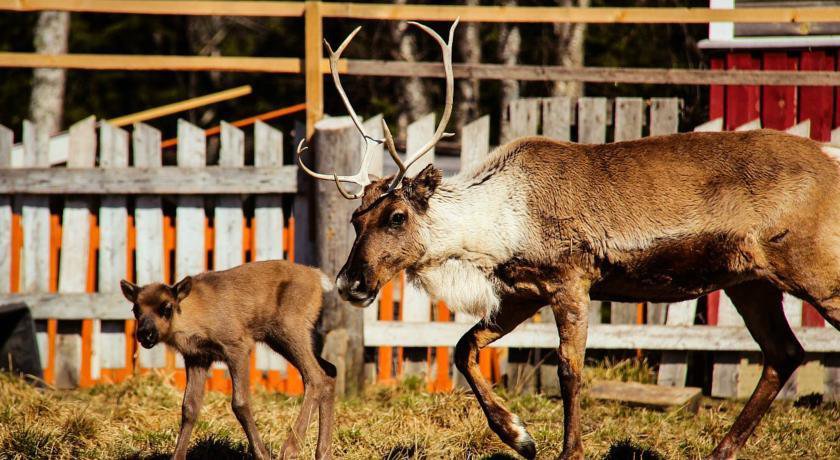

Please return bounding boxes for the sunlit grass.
[0,360,837,459]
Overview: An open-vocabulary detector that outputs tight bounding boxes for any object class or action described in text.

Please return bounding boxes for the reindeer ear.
[172,276,192,302]
[120,280,139,303]
[403,164,441,209]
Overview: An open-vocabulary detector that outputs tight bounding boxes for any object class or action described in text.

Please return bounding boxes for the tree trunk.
[553,0,589,98]
[30,11,70,136]
[498,0,521,144]
[456,0,481,132]
[391,0,430,137]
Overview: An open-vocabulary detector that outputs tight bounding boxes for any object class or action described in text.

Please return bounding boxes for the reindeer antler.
[297,19,458,199]
[384,19,458,191]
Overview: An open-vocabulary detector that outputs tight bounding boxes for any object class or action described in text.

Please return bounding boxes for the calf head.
[119,277,192,348]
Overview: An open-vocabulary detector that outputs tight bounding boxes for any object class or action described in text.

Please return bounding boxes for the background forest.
[0,0,712,148]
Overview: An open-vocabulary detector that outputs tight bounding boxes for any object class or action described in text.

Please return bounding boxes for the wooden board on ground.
[589,379,702,412]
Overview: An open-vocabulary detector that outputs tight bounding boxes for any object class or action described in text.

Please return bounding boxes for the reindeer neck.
[417,173,528,270]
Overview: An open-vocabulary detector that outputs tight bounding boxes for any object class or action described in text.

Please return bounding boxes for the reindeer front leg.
[549,285,590,460]
[173,359,210,460]
[454,301,542,459]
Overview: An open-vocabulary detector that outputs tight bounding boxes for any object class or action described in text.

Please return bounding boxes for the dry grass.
[0,360,837,459]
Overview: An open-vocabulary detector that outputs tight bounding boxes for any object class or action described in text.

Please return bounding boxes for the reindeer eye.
[158,302,172,319]
[389,212,406,228]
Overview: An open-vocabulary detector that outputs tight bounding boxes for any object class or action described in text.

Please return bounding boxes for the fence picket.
[577,97,607,144]
[649,98,680,136]
[55,116,96,388]
[133,123,166,369]
[253,120,290,390]
[503,98,541,144]
[174,120,206,378]
[214,122,245,271]
[402,113,436,378]
[542,97,571,141]
[98,122,130,382]
[22,121,53,382]
[0,125,13,294]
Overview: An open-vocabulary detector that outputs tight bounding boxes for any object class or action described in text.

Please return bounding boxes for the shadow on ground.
[603,439,664,460]
[120,434,253,460]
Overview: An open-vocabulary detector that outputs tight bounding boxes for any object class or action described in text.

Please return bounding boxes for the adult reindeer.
[300,19,840,460]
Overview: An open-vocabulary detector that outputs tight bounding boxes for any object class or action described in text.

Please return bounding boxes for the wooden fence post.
[98,122,130,384]
[313,116,364,396]
[133,123,166,371]
[305,0,324,137]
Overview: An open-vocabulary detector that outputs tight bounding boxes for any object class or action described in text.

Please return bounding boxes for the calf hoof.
[510,416,537,460]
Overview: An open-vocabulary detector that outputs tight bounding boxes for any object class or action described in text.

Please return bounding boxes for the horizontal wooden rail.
[160,103,306,148]
[0,53,337,74]
[2,1,839,23]
[365,321,840,352]
[4,53,838,87]
[0,166,298,194]
[107,85,252,127]
[346,61,840,87]
[8,295,838,352]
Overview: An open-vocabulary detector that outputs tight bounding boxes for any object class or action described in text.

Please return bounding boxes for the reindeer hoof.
[510,416,537,459]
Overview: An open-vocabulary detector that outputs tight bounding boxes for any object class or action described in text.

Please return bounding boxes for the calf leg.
[549,288,590,460]
[454,301,542,459]
[227,349,271,460]
[172,359,209,460]
[271,334,336,459]
[710,280,804,460]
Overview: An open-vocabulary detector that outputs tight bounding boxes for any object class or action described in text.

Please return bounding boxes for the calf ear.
[120,280,139,303]
[172,276,192,302]
[403,164,441,210]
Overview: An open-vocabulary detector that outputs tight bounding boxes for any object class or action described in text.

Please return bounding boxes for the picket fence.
[2,96,839,399]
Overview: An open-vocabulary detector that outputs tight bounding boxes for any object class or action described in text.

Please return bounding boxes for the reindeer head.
[120,277,191,348]
[298,20,457,306]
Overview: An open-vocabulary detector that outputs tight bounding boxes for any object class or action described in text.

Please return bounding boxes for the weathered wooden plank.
[0,125,14,294]
[657,299,698,387]
[21,120,51,294]
[541,96,571,141]
[590,380,701,412]
[133,122,176,368]
[253,120,286,377]
[503,98,540,144]
[292,120,315,266]
[577,97,607,144]
[0,165,298,194]
[254,120,285,262]
[175,120,206,282]
[21,121,51,377]
[459,115,490,171]
[649,98,680,136]
[55,116,97,388]
[98,122,130,375]
[712,293,744,398]
[613,97,643,142]
[361,321,840,352]
[402,113,437,378]
[214,122,244,271]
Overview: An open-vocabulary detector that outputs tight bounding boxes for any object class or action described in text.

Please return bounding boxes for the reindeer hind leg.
[709,280,804,460]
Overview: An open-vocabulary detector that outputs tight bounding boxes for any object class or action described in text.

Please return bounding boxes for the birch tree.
[30,11,70,135]
[391,0,431,137]
[498,0,521,144]
[456,0,481,132]
[553,0,589,98]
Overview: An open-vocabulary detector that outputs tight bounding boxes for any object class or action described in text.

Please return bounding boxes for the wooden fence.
[2,96,840,398]
[0,117,299,392]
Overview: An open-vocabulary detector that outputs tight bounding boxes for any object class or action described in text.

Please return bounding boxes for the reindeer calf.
[120,260,336,460]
